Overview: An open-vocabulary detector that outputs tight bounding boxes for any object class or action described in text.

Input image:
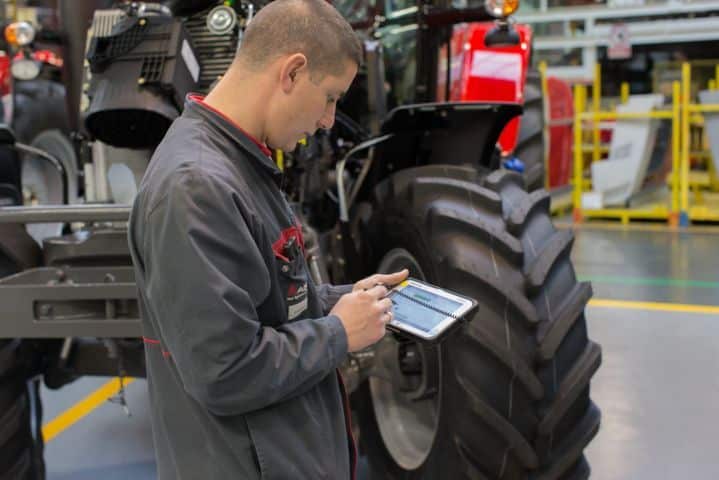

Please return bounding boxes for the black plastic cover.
[85,15,199,149]
[163,0,220,16]
[376,101,523,170]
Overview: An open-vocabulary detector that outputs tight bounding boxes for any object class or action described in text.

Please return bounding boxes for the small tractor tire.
[355,166,600,479]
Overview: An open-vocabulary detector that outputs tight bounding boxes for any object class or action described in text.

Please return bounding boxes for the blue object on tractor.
[502,156,525,173]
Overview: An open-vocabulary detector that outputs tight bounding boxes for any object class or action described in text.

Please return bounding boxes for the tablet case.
[386,278,479,343]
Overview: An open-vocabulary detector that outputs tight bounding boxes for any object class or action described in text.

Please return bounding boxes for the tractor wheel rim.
[369,248,441,470]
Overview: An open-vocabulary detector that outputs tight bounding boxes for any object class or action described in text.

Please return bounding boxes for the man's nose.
[317,104,336,130]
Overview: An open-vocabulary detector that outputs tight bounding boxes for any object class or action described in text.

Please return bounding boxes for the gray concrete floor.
[41,225,719,479]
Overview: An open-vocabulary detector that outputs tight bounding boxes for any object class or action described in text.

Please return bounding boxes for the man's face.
[270,59,358,152]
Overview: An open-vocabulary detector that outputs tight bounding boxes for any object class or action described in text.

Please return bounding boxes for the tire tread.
[457,370,539,469]
[538,342,602,435]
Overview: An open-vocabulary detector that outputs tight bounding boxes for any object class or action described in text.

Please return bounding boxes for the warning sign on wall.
[608,23,632,60]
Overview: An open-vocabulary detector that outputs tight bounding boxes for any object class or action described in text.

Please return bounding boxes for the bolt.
[281,265,289,273]
[104,273,116,283]
[55,269,66,282]
[39,304,53,317]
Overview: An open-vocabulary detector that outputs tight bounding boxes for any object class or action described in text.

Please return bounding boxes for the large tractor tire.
[355,167,600,479]
[0,340,44,480]
[0,233,45,479]
[514,69,546,192]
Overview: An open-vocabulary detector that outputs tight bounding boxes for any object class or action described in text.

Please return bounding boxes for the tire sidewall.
[355,206,464,479]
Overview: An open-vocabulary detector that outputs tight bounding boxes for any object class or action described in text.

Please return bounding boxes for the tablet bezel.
[387,279,475,341]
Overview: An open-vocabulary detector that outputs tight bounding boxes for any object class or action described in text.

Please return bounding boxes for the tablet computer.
[386,278,478,342]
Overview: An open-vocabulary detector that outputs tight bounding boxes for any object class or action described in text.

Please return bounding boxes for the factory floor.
[41,223,719,479]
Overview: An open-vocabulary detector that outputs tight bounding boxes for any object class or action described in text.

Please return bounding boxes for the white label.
[607,23,632,60]
[470,51,522,81]
[181,39,200,83]
[288,297,308,320]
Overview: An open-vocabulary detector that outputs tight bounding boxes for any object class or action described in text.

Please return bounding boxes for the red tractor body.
[438,22,573,188]
[438,22,532,156]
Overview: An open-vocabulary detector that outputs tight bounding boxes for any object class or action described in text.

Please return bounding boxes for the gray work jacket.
[128,96,355,479]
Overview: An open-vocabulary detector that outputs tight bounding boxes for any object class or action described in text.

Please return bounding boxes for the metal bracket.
[0,266,142,338]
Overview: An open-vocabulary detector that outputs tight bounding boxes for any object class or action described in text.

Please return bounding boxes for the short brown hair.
[236,0,363,79]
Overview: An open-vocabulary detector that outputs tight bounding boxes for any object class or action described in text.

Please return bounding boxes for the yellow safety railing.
[620,82,630,105]
[680,63,719,224]
[571,61,719,226]
[572,81,682,225]
[587,66,630,164]
[592,64,602,165]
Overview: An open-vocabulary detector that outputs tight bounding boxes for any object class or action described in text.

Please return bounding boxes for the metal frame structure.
[680,63,719,224]
[516,0,719,82]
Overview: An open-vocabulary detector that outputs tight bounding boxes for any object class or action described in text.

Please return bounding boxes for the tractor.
[0,0,601,479]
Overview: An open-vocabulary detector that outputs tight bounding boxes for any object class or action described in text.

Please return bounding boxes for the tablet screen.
[389,284,463,333]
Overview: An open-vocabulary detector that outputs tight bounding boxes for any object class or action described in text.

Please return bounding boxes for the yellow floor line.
[556,221,719,234]
[590,298,719,315]
[42,377,136,443]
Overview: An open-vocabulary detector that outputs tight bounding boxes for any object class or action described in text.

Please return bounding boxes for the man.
[128,0,408,478]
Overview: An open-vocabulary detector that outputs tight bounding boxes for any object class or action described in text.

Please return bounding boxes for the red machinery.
[438,22,573,188]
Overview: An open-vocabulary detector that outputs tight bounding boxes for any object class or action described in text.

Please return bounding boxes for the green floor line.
[578,275,719,289]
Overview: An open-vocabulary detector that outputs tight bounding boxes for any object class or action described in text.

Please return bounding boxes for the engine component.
[164,0,219,16]
[182,5,239,92]
[206,5,237,35]
[84,13,200,149]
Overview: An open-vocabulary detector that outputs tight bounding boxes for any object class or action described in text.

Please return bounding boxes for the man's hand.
[352,269,409,292]
[330,269,409,352]
[331,284,394,352]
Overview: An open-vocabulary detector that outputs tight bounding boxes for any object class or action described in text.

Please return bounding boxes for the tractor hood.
[377,102,523,168]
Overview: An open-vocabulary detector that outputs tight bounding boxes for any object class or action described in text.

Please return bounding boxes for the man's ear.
[280,54,308,93]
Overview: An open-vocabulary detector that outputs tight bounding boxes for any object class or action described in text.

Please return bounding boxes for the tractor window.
[379,25,417,106]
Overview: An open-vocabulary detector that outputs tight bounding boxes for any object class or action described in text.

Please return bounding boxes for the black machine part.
[58,0,113,135]
[484,20,521,47]
[84,14,200,149]
[163,0,221,15]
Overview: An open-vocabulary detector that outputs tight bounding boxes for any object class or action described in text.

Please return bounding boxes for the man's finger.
[377,298,393,312]
[365,284,389,298]
[373,269,409,286]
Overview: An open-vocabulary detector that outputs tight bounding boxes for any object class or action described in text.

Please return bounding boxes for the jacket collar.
[183,94,284,185]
